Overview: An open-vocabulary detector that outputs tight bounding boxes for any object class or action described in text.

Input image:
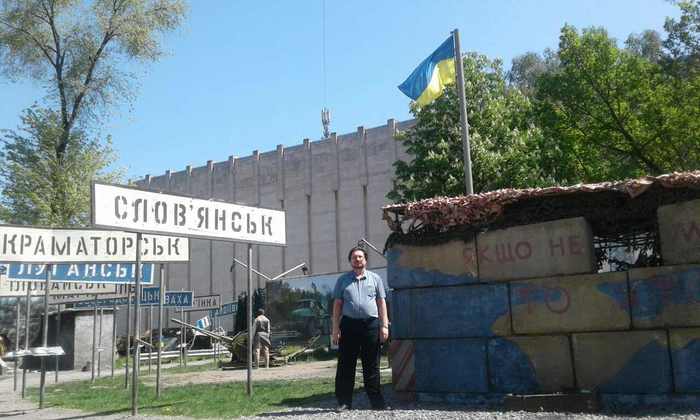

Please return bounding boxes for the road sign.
[92,182,286,246]
[184,294,221,312]
[0,276,117,297]
[209,301,237,318]
[0,225,189,263]
[2,263,154,284]
[73,290,193,309]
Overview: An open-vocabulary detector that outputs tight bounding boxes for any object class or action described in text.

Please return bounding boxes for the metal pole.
[131,233,142,416]
[247,243,253,396]
[55,304,61,383]
[98,307,103,377]
[125,285,131,389]
[452,28,474,195]
[148,305,152,375]
[91,294,98,382]
[39,264,51,409]
[156,264,164,399]
[14,298,20,391]
[179,308,183,368]
[182,307,188,368]
[111,304,117,378]
[21,284,30,398]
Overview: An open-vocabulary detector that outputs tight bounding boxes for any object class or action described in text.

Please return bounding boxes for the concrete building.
[127,119,413,332]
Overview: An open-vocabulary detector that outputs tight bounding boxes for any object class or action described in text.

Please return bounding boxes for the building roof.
[382,171,700,237]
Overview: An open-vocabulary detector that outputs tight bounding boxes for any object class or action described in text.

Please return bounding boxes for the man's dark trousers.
[335,316,385,409]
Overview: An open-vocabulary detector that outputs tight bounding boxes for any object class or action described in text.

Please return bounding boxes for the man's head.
[257,309,265,316]
[348,246,368,271]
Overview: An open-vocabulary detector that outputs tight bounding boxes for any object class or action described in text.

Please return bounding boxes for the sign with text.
[3,263,154,284]
[0,225,189,263]
[73,290,193,308]
[184,294,221,312]
[209,301,237,318]
[0,277,117,297]
[92,182,286,246]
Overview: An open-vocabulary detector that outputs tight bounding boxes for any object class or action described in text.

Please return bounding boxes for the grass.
[30,375,346,418]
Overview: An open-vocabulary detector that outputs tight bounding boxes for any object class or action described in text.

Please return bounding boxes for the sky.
[0,0,680,180]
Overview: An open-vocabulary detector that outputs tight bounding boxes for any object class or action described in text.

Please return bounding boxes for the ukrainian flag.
[398,34,456,106]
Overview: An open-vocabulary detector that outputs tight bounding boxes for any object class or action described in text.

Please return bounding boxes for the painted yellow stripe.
[415,58,456,106]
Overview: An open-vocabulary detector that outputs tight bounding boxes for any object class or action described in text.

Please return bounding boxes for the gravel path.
[1,362,699,420]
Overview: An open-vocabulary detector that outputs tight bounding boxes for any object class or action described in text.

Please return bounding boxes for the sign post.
[247,244,253,396]
[14,298,19,391]
[156,264,164,399]
[55,304,61,382]
[131,233,141,416]
[111,303,117,378]
[91,294,98,382]
[125,286,131,389]
[39,263,51,409]
[98,307,103,377]
[21,285,29,399]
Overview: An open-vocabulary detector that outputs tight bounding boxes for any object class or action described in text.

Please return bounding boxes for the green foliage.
[0,107,122,226]
[389,53,549,202]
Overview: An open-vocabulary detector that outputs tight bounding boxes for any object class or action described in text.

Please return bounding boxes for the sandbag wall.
[387,198,700,406]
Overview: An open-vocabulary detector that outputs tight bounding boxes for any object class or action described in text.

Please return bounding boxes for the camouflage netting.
[383,171,700,269]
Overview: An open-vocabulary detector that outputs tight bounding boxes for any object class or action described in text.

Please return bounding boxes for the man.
[253,309,271,368]
[332,246,389,411]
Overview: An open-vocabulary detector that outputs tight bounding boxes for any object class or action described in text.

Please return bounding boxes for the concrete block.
[386,238,478,289]
[504,394,598,413]
[658,199,700,264]
[391,284,510,339]
[415,339,488,393]
[629,265,700,328]
[489,335,574,394]
[511,272,630,334]
[670,328,700,392]
[572,330,672,393]
[600,393,700,413]
[476,217,596,282]
[389,339,415,392]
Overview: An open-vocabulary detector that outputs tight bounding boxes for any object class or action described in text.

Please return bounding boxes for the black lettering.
[115,196,128,219]
[261,216,272,236]
[174,204,186,226]
[232,212,242,232]
[106,237,117,255]
[154,201,168,224]
[214,208,226,231]
[197,207,209,229]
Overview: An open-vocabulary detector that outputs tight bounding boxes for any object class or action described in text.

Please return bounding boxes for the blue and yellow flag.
[398,34,456,106]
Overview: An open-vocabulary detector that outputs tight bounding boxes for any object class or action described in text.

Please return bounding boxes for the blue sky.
[0,1,679,180]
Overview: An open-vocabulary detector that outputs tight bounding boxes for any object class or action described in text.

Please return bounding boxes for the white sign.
[0,277,117,297]
[92,182,286,246]
[184,294,221,311]
[0,225,189,263]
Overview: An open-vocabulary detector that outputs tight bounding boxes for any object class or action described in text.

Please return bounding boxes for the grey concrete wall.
[129,119,411,333]
[73,311,114,373]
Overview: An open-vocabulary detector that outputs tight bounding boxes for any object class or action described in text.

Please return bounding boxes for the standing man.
[253,309,271,368]
[332,246,389,411]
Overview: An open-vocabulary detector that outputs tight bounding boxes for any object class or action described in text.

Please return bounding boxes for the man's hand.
[331,326,341,346]
[379,325,389,343]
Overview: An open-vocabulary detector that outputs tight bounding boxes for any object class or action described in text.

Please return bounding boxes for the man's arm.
[377,298,389,343]
[331,298,343,346]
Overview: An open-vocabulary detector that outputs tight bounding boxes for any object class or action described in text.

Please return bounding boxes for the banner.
[92,182,286,246]
[0,225,189,263]
[0,276,117,297]
[2,263,154,284]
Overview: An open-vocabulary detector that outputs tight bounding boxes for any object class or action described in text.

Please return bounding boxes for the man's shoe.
[336,403,351,412]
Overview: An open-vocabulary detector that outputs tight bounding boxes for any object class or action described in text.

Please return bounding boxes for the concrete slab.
[476,217,596,282]
[511,272,630,334]
[658,199,700,264]
[415,338,488,393]
[670,328,700,392]
[572,330,672,393]
[629,265,700,328]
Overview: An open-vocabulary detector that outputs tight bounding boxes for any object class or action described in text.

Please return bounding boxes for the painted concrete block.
[670,328,700,392]
[630,265,700,328]
[390,340,415,392]
[488,335,574,394]
[600,393,700,413]
[511,272,630,334]
[658,199,700,264]
[572,330,672,393]
[476,217,596,282]
[415,339,488,393]
[391,284,510,339]
[387,238,478,289]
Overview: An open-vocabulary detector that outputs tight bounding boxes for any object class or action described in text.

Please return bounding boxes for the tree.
[663,0,700,74]
[0,107,122,226]
[388,53,549,202]
[0,0,185,224]
[533,25,700,183]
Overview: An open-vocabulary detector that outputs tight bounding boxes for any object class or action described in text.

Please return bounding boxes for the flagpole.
[452,28,474,195]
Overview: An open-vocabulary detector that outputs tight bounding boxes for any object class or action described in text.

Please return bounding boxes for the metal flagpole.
[14,298,20,391]
[39,264,52,409]
[111,304,117,378]
[156,264,164,399]
[246,243,253,396]
[131,233,142,416]
[452,28,474,195]
[98,307,104,377]
[91,294,98,382]
[124,285,131,389]
[55,304,61,382]
[21,284,30,398]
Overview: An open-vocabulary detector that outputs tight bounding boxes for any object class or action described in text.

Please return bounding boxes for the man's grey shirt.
[333,270,386,319]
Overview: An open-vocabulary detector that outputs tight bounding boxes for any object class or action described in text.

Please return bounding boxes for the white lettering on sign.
[0,226,189,263]
[93,183,286,245]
